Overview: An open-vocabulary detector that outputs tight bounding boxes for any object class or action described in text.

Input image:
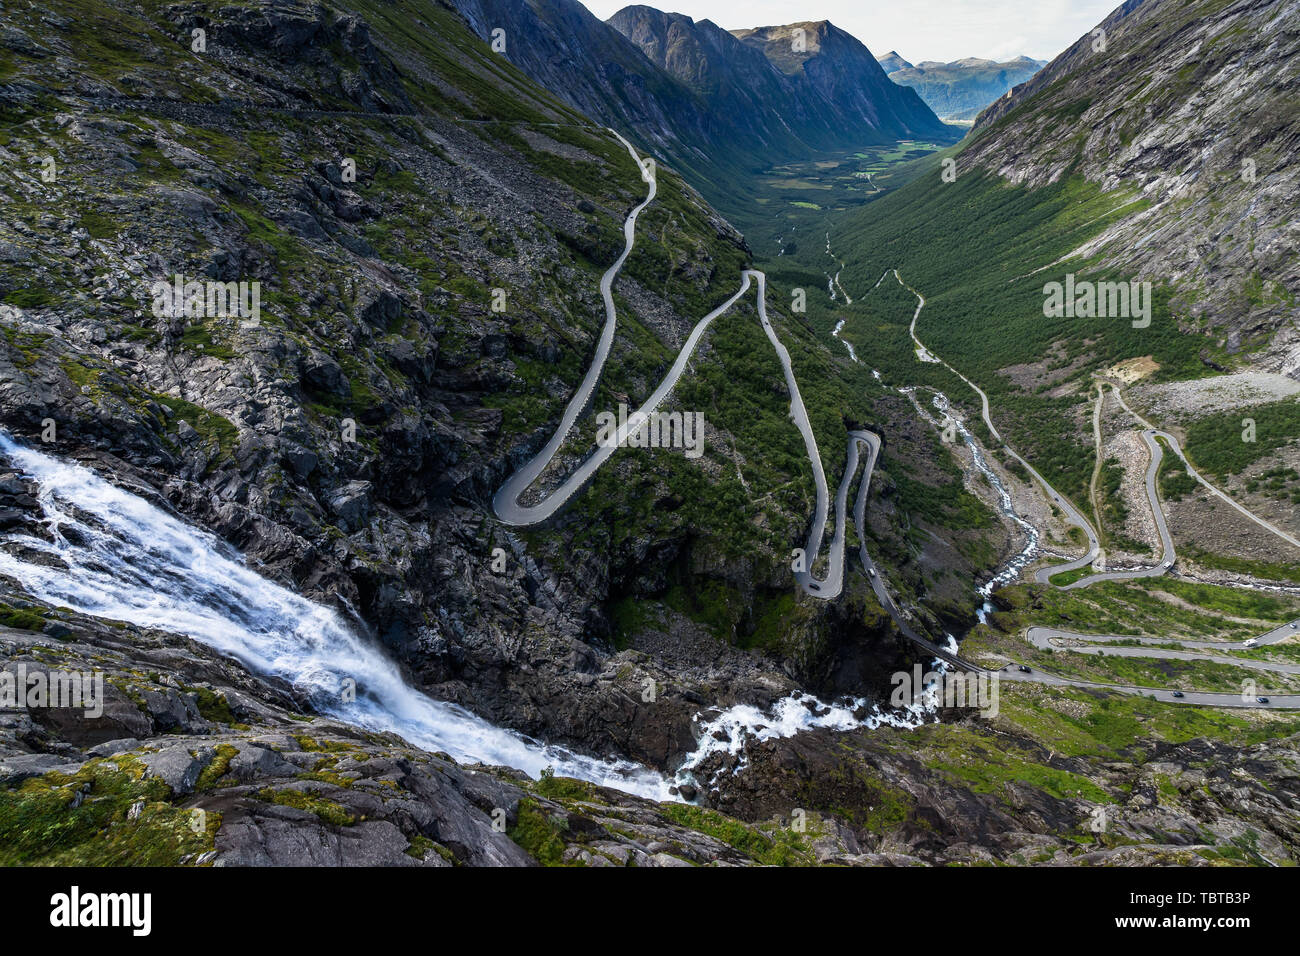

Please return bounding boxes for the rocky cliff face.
[885,55,1045,120]
[0,0,935,802]
[447,0,709,162]
[606,6,813,158]
[968,0,1300,373]
[726,20,955,144]
[445,1,959,215]
[610,8,954,153]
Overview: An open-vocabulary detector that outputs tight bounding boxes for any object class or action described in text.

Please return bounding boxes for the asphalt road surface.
[495,136,1299,713]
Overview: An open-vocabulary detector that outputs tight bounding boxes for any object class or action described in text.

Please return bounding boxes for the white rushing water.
[899,389,1041,623]
[673,683,942,789]
[929,392,1041,600]
[831,316,859,362]
[0,433,941,802]
[0,433,675,800]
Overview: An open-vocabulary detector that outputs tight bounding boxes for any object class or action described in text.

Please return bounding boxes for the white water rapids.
[930,393,1041,598]
[0,433,936,800]
[0,433,675,799]
[675,685,941,789]
[898,388,1041,622]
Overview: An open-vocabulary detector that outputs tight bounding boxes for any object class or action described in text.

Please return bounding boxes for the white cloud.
[579,0,1120,63]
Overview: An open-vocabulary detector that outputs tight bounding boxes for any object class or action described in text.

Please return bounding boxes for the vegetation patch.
[0,758,219,865]
[660,803,814,865]
[507,798,574,866]
[254,786,356,827]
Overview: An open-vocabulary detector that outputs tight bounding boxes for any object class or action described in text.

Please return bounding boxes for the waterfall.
[0,433,675,800]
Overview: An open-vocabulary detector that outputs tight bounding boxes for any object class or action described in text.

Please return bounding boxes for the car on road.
[1244,639,1258,647]
[1257,697,1270,704]
[1172,691,1184,698]
[807,583,820,592]
[1017,665,1031,673]
[868,568,876,577]
[1291,623,1297,630]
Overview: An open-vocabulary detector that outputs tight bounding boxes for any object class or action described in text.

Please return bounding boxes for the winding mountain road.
[1026,624,1300,681]
[1088,384,1104,531]
[995,664,1300,709]
[872,268,1298,708]
[497,135,1298,715]
[894,272,1223,593]
[885,268,1105,582]
[1030,618,1300,652]
[1040,382,1299,588]
[1013,617,1300,711]
[1054,429,1176,589]
[493,129,665,525]
[925,616,1300,709]
[1046,382,1300,590]
[1110,386,1300,551]
[493,134,874,600]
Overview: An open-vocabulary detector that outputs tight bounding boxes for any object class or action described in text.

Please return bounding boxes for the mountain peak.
[877,50,914,72]
[604,6,951,162]
[730,19,879,76]
[730,19,833,43]
[612,4,694,27]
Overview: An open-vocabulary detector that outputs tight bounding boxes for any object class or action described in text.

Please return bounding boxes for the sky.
[577,0,1120,63]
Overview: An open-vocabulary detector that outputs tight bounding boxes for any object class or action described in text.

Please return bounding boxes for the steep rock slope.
[606,6,815,157]
[0,0,936,783]
[730,20,954,143]
[447,0,711,163]
[969,0,1300,371]
[611,7,953,151]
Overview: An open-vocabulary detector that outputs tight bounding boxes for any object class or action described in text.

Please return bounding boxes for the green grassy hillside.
[817,166,1225,508]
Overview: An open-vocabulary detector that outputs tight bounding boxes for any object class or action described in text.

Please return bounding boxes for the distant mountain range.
[879,54,1046,121]
[448,0,958,212]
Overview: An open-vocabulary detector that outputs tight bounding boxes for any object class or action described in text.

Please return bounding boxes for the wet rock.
[139,745,213,796]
